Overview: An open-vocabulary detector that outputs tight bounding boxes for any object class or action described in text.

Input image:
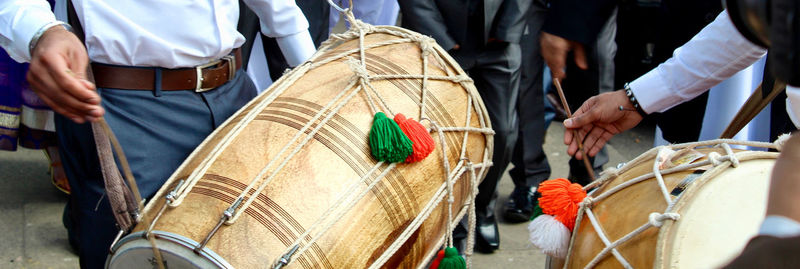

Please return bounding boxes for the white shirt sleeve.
[785,86,800,128]
[0,0,58,62]
[243,0,316,67]
[276,31,316,67]
[628,10,768,114]
[759,215,800,238]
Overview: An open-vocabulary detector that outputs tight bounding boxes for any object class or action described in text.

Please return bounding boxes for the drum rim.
[108,230,233,269]
[563,146,778,269]
[653,157,774,269]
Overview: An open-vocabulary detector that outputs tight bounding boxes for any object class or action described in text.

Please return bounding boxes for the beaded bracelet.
[621,82,647,116]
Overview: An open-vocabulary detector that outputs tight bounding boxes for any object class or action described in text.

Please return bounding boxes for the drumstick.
[553,78,596,181]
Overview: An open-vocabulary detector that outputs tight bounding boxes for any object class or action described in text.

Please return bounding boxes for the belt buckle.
[194,55,235,93]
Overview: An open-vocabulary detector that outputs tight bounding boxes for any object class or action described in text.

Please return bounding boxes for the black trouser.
[560,8,618,184]
[510,0,551,191]
[451,41,522,219]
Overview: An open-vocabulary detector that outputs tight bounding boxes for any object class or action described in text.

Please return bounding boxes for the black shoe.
[474,214,499,253]
[503,186,538,223]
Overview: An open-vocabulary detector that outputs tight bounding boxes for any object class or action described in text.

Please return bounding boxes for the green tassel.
[369,112,413,163]
[437,247,465,269]
[530,204,544,221]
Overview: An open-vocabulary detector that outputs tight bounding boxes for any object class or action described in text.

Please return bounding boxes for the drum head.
[107,231,233,269]
[659,159,773,268]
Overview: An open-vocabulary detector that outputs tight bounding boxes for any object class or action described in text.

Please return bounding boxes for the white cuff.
[3,3,58,62]
[276,31,316,67]
[786,85,800,128]
[759,215,800,238]
[629,68,684,114]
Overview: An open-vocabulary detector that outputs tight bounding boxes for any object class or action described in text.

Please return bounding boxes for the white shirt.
[627,10,800,236]
[0,0,315,68]
[629,11,768,114]
[629,10,800,127]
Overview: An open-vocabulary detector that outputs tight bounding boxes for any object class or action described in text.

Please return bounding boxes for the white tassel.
[528,215,571,258]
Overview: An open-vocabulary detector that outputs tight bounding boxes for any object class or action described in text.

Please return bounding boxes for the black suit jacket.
[397,0,531,50]
[542,0,617,45]
[723,235,800,268]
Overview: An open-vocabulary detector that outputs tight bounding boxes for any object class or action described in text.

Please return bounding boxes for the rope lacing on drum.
[135,4,496,268]
[720,143,740,167]
[599,167,620,179]
[648,212,680,228]
[579,197,595,207]
[561,139,782,269]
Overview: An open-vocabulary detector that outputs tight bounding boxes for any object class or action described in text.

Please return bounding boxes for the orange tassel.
[394,113,435,163]
[430,249,445,269]
[537,178,586,230]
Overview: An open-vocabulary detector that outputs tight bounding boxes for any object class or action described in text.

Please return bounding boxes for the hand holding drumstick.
[562,88,645,161]
[552,78,597,180]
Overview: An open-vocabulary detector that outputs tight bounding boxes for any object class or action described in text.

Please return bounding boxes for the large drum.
[106,20,492,268]
[553,140,779,269]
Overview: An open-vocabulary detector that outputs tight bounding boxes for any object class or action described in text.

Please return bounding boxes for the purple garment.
[0,48,25,151]
[0,0,57,151]
[0,49,55,151]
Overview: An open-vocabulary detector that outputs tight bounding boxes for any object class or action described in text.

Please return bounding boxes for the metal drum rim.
[107,230,234,269]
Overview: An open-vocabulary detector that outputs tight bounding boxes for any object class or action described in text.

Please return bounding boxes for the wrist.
[622,82,647,117]
[29,21,73,56]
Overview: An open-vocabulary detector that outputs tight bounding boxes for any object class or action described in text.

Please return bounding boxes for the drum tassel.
[527,178,588,259]
[394,113,435,163]
[368,112,414,163]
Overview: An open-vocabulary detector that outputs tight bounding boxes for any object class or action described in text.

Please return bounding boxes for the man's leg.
[470,42,522,253]
[562,9,617,185]
[506,1,551,223]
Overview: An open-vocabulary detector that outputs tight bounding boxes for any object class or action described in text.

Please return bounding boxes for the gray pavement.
[0,121,654,269]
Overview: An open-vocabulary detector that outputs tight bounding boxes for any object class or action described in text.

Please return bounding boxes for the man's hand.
[767,134,800,222]
[27,25,103,123]
[563,90,644,159]
[540,32,587,80]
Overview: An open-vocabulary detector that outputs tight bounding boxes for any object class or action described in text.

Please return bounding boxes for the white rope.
[721,143,740,167]
[569,139,781,269]
[371,74,472,83]
[583,208,633,269]
[277,162,384,258]
[430,120,455,247]
[291,163,398,260]
[653,147,674,204]
[140,9,493,268]
[648,212,680,228]
[369,162,492,269]
[465,161,478,268]
[230,79,364,223]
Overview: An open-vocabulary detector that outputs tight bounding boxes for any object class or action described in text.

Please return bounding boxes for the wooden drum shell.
[113,27,492,268]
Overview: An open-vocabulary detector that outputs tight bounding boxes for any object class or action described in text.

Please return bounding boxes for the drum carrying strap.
[66,1,143,231]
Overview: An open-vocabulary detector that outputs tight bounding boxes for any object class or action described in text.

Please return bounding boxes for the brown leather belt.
[91,48,242,92]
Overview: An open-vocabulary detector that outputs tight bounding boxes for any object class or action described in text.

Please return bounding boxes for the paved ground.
[0,120,654,269]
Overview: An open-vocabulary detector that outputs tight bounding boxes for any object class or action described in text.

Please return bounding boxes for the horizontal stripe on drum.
[255,113,409,226]
[192,185,325,269]
[263,98,427,266]
[199,175,333,269]
[265,98,419,217]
